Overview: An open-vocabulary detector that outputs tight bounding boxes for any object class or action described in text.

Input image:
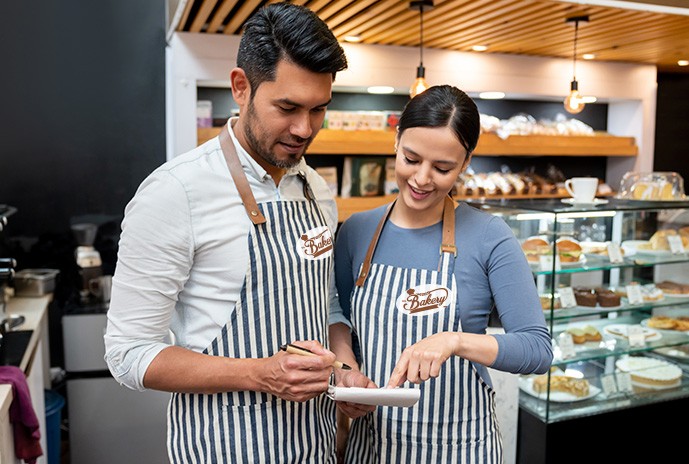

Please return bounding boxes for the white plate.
[561,255,587,268]
[621,240,673,257]
[561,198,609,206]
[529,255,586,269]
[603,323,662,341]
[657,289,689,298]
[663,292,689,298]
[576,303,623,311]
[654,346,689,362]
[639,318,689,333]
[519,377,601,403]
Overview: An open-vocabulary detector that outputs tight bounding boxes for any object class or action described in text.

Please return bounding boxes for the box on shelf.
[384,158,398,195]
[196,100,212,128]
[316,167,338,197]
[343,156,386,197]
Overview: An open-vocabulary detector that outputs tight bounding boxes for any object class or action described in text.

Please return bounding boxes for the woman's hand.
[386,332,460,388]
[334,369,377,419]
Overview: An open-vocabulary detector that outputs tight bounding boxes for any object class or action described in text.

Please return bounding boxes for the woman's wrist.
[450,331,464,357]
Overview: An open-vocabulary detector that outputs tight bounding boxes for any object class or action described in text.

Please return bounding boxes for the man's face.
[241,60,333,168]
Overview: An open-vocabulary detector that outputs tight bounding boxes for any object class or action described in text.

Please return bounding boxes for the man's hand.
[257,340,335,402]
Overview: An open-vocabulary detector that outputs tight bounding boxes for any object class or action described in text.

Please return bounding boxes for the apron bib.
[345,197,502,464]
[167,125,337,463]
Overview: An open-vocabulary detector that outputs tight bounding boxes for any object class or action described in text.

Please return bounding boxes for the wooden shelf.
[474,132,638,156]
[197,127,636,221]
[198,128,638,157]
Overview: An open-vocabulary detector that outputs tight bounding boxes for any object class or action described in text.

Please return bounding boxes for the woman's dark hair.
[397,85,480,155]
[237,2,348,92]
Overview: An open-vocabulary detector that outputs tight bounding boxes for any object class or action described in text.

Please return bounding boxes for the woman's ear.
[460,154,473,173]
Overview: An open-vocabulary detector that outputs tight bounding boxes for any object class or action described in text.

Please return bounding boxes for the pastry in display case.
[466,196,689,426]
[616,171,687,201]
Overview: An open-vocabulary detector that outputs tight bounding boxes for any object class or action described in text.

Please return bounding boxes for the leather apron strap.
[355,195,457,287]
[218,124,267,225]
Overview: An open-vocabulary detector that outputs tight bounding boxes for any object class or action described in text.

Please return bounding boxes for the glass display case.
[469,197,689,424]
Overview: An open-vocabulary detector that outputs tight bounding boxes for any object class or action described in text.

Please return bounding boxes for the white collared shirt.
[104,121,342,391]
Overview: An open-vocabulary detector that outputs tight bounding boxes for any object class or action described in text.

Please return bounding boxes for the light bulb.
[410,77,429,98]
[410,65,429,98]
[563,80,585,114]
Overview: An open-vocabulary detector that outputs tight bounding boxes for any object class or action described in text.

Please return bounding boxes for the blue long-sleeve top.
[332,201,553,386]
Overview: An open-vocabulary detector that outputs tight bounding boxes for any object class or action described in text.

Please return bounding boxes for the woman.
[329,85,553,463]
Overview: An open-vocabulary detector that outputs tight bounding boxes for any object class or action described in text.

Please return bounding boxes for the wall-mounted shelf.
[197,127,634,222]
[198,128,638,157]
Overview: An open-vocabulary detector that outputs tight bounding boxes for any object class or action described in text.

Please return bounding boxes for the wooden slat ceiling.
[173,0,689,73]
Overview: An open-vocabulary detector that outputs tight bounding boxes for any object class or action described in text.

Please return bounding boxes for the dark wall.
[0,0,166,267]
[653,72,689,180]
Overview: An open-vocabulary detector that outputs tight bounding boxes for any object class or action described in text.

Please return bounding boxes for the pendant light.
[409,1,434,98]
[563,15,589,114]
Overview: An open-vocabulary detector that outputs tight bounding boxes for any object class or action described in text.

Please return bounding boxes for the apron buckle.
[440,244,457,257]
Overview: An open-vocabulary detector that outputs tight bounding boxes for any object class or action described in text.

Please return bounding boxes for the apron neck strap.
[440,195,458,257]
[355,195,457,287]
[219,124,267,225]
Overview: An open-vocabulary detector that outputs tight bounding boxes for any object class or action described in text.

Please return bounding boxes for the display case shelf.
[472,197,689,426]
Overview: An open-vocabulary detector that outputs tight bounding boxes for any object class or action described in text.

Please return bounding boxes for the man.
[104,3,348,462]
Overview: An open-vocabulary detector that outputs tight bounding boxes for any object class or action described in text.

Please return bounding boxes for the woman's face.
[394,126,469,225]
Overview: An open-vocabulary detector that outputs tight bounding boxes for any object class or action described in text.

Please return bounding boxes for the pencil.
[280,343,352,370]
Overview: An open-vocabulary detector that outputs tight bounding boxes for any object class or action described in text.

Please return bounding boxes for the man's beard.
[244,100,309,169]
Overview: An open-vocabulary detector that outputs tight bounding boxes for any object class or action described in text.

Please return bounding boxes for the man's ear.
[230,68,250,105]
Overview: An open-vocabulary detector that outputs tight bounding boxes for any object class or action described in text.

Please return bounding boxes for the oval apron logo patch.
[396,284,453,316]
[297,226,333,260]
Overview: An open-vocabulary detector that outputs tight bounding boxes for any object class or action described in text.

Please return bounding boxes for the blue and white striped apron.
[167,126,337,463]
[345,197,502,463]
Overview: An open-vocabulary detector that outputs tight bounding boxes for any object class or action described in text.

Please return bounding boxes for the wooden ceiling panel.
[173,0,689,72]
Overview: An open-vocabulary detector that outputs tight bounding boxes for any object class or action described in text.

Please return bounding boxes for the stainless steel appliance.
[0,206,18,341]
[62,306,170,464]
[70,223,103,304]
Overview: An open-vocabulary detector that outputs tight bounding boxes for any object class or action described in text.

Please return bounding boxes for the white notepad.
[326,386,421,407]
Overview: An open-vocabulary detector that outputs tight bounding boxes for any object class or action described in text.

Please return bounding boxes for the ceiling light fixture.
[472,45,489,52]
[343,35,362,43]
[563,15,589,114]
[479,91,505,100]
[678,60,689,67]
[409,1,434,98]
[367,86,395,94]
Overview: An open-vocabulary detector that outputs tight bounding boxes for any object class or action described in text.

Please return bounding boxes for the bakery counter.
[0,295,52,464]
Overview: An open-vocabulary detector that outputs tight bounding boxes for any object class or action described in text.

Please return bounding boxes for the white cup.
[564,177,598,203]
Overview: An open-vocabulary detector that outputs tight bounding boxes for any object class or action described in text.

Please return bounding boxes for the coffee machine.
[71,223,103,303]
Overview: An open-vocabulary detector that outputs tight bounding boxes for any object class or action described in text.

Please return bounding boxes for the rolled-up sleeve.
[104,170,194,391]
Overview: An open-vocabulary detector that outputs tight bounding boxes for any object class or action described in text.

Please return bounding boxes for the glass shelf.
[484,197,689,423]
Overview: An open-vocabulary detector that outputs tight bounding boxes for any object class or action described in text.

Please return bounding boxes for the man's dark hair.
[237,2,348,92]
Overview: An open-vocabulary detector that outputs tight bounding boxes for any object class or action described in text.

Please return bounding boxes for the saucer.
[561,198,609,206]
